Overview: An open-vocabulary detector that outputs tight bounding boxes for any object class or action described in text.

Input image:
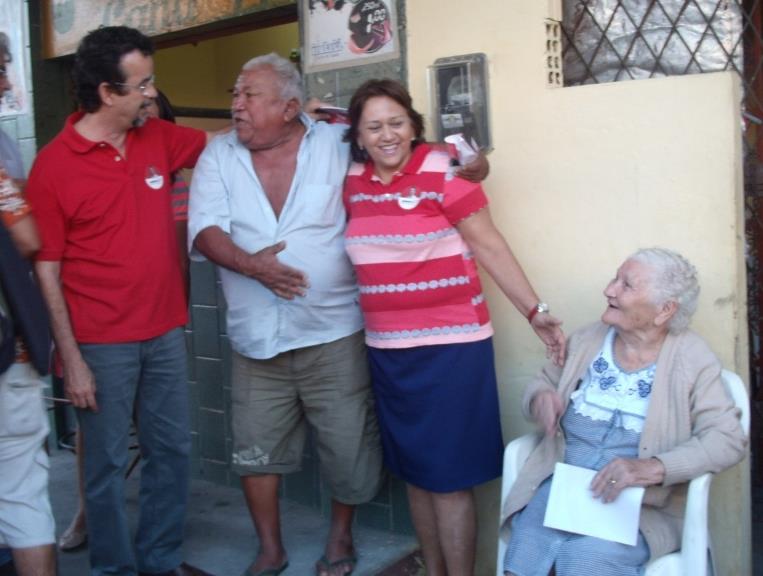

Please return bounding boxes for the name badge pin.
[144,166,164,190]
[397,187,420,210]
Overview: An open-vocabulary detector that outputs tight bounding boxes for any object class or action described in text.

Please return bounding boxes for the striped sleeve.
[441,176,488,225]
[171,172,189,222]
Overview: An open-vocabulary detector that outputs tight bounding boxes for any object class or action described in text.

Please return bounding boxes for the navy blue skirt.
[367,338,504,492]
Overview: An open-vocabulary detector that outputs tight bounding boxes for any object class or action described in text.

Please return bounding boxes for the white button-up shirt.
[189,115,363,359]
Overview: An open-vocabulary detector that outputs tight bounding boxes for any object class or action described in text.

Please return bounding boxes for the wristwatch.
[527,302,549,324]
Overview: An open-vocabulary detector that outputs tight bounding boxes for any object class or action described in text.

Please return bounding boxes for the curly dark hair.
[73,26,154,113]
[344,78,425,163]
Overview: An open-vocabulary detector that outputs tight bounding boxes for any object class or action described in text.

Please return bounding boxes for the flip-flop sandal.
[242,561,289,576]
[315,554,358,575]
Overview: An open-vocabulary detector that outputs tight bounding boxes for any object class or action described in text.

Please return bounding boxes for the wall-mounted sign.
[0,0,29,117]
[42,0,296,58]
[302,0,399,73]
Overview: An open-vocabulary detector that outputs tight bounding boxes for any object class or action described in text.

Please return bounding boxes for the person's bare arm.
[530,389,564,436]
[34,260,98,411]
[194,225,309,299]
[457,208,565,364]
[7,213,40,258]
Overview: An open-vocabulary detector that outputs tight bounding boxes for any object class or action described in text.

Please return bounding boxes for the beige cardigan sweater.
[500,322,746,559]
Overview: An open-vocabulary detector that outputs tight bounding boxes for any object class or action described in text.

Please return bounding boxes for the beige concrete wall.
[406,1,750,574]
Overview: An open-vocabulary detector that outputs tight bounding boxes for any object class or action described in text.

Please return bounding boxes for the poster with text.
[303,0,399,73]
[0,0,28,117]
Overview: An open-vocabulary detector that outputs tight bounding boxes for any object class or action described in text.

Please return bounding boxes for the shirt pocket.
[0,370,45,437]
[294,184,343,228]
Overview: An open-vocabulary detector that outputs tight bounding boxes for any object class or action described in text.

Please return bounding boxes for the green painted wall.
[154,22,299,109]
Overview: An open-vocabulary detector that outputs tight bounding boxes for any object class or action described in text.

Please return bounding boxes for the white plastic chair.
[496,369,749,576]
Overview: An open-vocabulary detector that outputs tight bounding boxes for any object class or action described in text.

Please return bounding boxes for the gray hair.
[628,247,700,334]
[241,52,303,105]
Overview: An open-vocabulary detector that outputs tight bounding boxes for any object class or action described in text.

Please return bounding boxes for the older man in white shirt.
[189,53,381,576]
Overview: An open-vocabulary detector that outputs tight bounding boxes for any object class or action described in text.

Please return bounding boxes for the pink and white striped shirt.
[343,143,493,349]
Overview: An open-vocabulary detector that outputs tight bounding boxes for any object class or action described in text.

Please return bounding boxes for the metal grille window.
[560,1,744,86]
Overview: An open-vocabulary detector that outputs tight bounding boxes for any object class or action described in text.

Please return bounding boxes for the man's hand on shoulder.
[304,98,330,122]
[456,150,490,183]
[235,241,309,299]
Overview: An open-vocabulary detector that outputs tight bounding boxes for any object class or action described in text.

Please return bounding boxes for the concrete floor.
[27,445,763,575]
[48,448,417,576]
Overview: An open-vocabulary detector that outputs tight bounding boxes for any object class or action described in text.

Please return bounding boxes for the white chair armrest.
[497,433,541,576]
[680,472,712,576]
[645,472,712,576]
[721,369,750,435]
[501,433,541,503]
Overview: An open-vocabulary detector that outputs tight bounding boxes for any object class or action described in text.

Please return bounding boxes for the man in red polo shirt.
[27,26,215,576]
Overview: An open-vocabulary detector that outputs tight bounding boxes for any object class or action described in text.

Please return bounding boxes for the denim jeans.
[78,328,190,576]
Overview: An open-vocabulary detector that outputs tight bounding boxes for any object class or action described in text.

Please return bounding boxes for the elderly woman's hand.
[530,390,564,436]
[530,312,566,366]
[590,457,666,503]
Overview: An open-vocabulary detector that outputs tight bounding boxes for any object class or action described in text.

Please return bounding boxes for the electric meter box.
[429,53,491,151]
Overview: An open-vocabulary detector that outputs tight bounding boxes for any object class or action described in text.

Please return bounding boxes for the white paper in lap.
[543,462,645,546]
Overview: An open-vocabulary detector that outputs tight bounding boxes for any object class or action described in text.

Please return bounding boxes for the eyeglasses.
[112,75,155,96]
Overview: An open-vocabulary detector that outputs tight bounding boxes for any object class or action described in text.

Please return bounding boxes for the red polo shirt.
[27,113,206,343]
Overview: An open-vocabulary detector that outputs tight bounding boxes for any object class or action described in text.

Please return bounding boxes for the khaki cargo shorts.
[231,331,383,505]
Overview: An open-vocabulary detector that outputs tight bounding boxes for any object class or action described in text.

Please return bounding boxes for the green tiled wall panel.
[200,458,231,486]
[196,357,225,411]
[198,408,227,462]
[190,260,219,306]
[190,432,201,479]
[191,306,221,358]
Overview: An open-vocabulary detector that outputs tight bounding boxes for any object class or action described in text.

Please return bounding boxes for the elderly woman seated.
[500,248,746,576]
